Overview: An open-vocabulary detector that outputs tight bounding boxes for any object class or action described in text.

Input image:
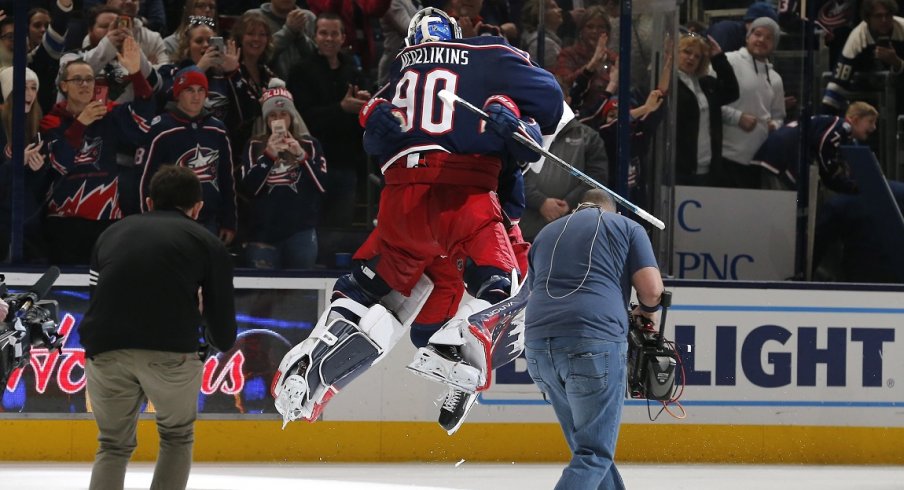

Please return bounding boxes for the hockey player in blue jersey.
[272,7,565,431]
[752,101,877,193]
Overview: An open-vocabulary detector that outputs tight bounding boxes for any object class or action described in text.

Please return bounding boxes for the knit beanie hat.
[744,1,778,22]
[0,66,40,102]
[260,78,295,119]
[173,66,208,98]
[747,16,781,45]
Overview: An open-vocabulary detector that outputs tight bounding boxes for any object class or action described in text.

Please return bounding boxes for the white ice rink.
[2,463,903,489]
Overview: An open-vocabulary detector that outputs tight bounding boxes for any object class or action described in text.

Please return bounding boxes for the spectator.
[813,102,904,282]
[84,1,169,66]
[287,12,370,228]
[553,6,616,113]
[85,0,167,34]
[79,165,236,490]
[821,0,904,114]
[752,101,875,193]
[227,11,276,153]
[27,8,52,52]
[240,81,327,269]
[0,1,74,113]
[448,0,518,42]
[158,17,241,136]
[377,0,418,86]
[39,39,157,265]
[675,32,739,186]
[524,192,663,490]
[521,117,608,241]
[815,0,858,68]
[162,0,218,58]
[307,0,392,73]
[0,67,49,261]
[719,16,785,189]
[578,51,671,202]
[521,0,564,69]
[139,67,237,245]
[247,0,316,80]
[78,5,164,104]
[0,16,11,69]
[707,1,779,54]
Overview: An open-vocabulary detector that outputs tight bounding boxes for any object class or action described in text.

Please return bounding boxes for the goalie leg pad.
[272,298,404,425]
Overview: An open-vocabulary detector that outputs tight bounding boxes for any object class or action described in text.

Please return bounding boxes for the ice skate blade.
[406,364,479,394]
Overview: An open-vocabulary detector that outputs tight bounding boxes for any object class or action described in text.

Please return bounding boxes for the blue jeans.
[246,228,318,269]
[525,337,628,490]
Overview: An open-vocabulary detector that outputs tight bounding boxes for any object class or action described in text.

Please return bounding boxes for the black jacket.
[78,210,237,357]
[676,52,739,181]
[287,51,369,169]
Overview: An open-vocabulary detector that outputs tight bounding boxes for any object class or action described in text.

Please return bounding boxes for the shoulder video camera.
[0,267,64,388]
[626,291,680,402]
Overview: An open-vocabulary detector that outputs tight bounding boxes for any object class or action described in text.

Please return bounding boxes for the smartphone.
[93,84,109,104]
[116,15,133,30]
[270,119,287,138]
[209,36,225,53]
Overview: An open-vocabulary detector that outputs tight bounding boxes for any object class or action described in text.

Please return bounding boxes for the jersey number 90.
[392,69,460,135]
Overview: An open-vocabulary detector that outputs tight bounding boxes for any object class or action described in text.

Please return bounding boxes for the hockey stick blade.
[436,89,665,231]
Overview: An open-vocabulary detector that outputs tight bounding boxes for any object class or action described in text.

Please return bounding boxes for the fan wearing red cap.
[137,65,237,245]
[172,67,209,117]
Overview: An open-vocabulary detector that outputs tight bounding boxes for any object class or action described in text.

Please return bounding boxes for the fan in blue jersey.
[752,101,877,193]
[272,6,566,433]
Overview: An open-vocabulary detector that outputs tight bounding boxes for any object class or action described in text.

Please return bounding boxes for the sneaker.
[438,387,478,434]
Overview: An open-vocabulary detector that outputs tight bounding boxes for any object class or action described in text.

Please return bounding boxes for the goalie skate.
[438,387,478,435]
[407,344,482,393]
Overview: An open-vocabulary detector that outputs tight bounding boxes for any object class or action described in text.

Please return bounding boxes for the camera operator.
[78,165,236,490]
[523,189,663,489]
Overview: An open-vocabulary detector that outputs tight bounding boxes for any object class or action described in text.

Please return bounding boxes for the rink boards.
[3,273,904,463]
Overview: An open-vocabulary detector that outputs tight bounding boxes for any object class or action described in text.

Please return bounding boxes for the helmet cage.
[405,8,462,46]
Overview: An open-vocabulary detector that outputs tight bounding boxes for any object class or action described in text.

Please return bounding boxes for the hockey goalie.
[271,6,564,434]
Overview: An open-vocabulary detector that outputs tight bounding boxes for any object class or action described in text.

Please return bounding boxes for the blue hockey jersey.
[753,115,853,187]
[138,105,237,231]
[369,36,564,172]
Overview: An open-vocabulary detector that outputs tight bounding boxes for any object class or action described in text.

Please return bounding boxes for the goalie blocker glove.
[359,98,408,156]
[482,95,543,162]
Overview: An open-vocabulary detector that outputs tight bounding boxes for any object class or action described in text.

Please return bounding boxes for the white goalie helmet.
[405,7,462,47]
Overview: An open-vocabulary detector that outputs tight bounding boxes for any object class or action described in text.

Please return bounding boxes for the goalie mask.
[405,7,462,46]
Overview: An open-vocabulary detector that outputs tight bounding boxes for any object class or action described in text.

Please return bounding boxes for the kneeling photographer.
[524,189,664,490]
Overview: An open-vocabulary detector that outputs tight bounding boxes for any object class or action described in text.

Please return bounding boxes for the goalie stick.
[436,89,666,230]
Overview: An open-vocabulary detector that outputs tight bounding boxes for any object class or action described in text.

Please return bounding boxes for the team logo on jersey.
[205,92,229,121]
[48,180,121,220]
[74,137,103,168]
[177,144,220,189]
[266,162,302,193]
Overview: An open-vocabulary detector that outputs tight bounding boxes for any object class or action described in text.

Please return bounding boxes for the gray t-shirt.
[525,207,658,341]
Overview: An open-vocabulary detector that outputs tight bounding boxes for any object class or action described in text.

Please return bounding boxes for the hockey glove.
[483,95,543,162]
[360,98,407,156]
[484,95,523,139]
[359,98,406,134]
